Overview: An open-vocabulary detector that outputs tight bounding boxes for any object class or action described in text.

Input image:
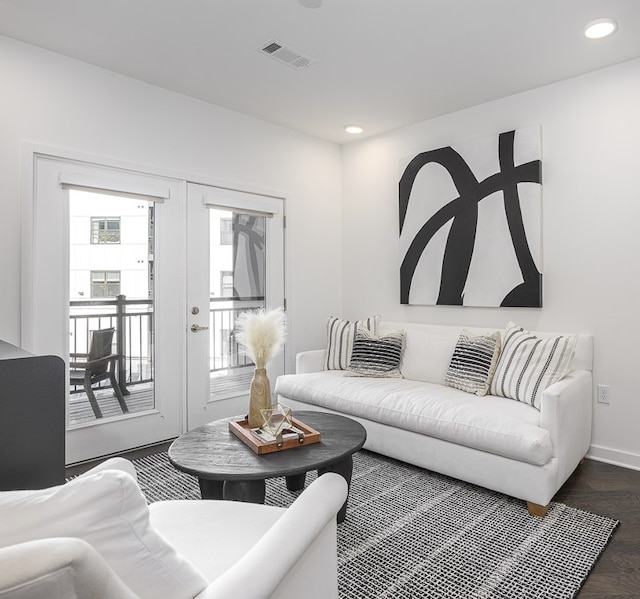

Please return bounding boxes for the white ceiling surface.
[1,0,640,144]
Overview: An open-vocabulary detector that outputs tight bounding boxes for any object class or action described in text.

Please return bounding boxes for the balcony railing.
[208,298,264,371]
[69,296,153,396]
[69,295,262,395]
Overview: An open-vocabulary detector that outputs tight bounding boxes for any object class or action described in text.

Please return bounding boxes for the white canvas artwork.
[399,126,542,307]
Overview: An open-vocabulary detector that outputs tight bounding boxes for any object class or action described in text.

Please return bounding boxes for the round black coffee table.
[168,410,366,523]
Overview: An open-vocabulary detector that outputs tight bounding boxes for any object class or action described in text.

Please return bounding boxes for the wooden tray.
[229,416,321,455]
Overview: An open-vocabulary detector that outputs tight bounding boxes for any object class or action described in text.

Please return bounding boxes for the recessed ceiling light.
[584,18,618,39]
[345,124,364,135]
[299,0,322,8]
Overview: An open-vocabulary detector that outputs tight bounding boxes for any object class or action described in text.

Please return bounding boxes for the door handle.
[190,324,209,332]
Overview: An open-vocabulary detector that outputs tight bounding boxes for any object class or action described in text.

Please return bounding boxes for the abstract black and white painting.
[399,126,542,307]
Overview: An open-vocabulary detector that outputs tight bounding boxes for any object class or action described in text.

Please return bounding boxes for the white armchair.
[0,458,348,599]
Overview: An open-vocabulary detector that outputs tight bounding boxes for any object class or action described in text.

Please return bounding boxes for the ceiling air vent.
[257,39,316,70]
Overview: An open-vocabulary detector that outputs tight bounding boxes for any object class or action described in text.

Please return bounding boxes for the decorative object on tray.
[260,402,292,445]
[235,307,286,427]
[229,415,321,454]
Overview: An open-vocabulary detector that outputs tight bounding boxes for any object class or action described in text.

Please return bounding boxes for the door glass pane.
[208,209,266,400]
[69,191,155,425]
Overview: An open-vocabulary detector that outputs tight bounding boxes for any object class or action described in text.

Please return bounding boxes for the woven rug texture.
[133,450,618,599]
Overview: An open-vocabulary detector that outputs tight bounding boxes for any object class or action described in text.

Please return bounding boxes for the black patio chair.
[69,328,129,419]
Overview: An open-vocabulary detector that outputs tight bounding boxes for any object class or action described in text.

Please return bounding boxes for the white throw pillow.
[490,322,576,409]
[0,470,208,599]
[323,314,379,370]
[400,330,459,384]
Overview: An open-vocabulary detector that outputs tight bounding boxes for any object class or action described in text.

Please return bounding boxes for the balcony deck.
[69,370,253,425]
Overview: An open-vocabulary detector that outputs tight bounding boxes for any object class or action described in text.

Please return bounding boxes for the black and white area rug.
[133,451,618,599]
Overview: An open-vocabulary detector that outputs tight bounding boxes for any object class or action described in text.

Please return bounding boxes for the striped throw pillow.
[444,330,502,396]
[490,322,576,409]
[346,328,405,378]
[323,315,379,370]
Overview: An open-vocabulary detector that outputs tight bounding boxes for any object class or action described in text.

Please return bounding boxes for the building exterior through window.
[70,194,152,301]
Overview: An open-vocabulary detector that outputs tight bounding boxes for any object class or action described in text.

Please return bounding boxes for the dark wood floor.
[554,459,640,598]
[66,452,640,597]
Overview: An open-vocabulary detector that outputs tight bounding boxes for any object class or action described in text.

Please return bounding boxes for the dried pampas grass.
[235,307,286,369]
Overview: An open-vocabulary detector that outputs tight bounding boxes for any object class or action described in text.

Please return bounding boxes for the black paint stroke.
[497,131,542,307]
[232,214,265,299]
[399,130,542,306]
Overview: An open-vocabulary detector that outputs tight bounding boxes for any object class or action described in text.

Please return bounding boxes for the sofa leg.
[527,501,549,517]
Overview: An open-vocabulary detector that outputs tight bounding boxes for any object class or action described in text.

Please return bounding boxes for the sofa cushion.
[398,329,459,384]
[0,470,208,599]
[444,330,501,396]
[275,371,553,465]
[149,501,286,583]
[490,322,577,409]
[346,328,405,378]
[323,315,379,370]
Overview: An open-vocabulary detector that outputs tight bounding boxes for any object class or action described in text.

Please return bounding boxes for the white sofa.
[0,458,347,599]
[275,321,593,515]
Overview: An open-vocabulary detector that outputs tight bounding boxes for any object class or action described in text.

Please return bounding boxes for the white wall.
[341,57,640,469]
[0,35,342,371]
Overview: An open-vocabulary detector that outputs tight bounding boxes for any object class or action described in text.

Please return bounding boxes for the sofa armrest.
[0,538,139,599]
[196,473,347,599]
[539,369,593,484]
[295,349,325,374]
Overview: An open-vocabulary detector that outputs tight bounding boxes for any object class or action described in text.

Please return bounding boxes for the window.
[220,271,234,297]
[91,217,121,244]
[220,218,233,245]
[91,270,121,298]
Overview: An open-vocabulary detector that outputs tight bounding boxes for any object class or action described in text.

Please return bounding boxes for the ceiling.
[1,0,640,144]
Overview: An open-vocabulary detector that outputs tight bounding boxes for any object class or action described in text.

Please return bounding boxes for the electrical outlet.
[597,384,610,404]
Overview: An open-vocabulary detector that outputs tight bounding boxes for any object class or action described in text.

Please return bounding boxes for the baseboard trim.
[587,444,640,472]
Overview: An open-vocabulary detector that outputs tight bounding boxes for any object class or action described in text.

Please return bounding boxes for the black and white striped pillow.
[445,330,501,396]
[490,322,576,409]
[346,328,405,378]
[323,315,379,371]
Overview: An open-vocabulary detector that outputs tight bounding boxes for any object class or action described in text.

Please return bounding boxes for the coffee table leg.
[199,478,223,500]
[223,479,266,503]
[286,472,306,492]
[318,454,353,524]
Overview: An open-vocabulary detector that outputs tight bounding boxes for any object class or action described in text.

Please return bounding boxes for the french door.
[185,183,285,430]
[25,154,185,464]
[24,151,286,463]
